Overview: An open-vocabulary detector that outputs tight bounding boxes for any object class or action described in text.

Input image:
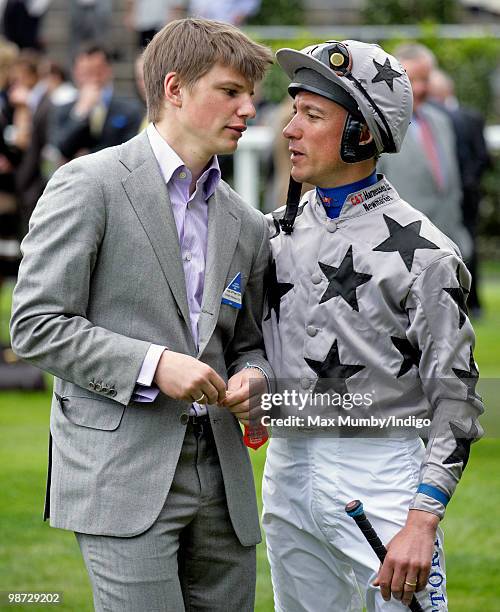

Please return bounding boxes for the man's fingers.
[390,566,406,601]
[155,351,228,403]
[415,570,428,592]
[191,367,226,405]
[207,370,227,403]
[401,577,418,606]
[227,402,249,424]
[196,384,217,405]
[189,380,225,406]
[225,398,250,423]
[223,387,248,407]
[370,517,435,606]
[227,400,249,417]
[375,560,394,602]
[377,561,420,606]
[214,378,227,403]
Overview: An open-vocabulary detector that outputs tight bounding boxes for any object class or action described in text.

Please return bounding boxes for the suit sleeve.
[10,160,151,405]
[53,105,91,160]
[225,213,274,386]
[405,254,484,518]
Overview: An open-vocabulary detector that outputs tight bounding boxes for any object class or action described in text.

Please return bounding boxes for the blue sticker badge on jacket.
[221,273,242,309]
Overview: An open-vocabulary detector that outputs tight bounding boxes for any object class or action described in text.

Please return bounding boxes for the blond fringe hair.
[143,18,273,122]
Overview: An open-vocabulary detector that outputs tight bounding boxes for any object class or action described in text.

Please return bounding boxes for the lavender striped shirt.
[133,123,221,413]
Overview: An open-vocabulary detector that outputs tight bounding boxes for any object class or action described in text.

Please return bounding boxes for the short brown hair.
[142,18,273,122]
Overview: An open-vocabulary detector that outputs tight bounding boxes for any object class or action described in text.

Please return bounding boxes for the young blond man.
[11,19,272,611]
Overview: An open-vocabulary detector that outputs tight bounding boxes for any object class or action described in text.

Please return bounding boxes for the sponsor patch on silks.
[221,273,242,309]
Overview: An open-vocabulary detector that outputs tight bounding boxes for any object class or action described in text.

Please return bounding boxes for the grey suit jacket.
[378,102,472,260]
[10,131,272,544]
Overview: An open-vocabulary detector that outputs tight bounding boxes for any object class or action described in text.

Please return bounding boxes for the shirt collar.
[317,171,378,218]
[147,122,221,199]
[311,174,398,222]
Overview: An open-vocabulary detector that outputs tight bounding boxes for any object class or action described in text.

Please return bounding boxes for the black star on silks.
[305,339,365,396]
[264,259,294,324]
[452,347,480,400]
[443,421,478,470]
[371,57,403,91]
[443,265,469,329]
[391,336,422,378]
[373,215,439,272]
[318,246,372,312]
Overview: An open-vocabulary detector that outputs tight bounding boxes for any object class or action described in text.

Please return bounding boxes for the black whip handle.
[351,513,387,564]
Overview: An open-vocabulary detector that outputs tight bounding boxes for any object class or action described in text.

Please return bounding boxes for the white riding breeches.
[262,435,447,611]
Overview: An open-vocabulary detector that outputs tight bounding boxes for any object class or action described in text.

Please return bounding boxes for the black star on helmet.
[318,246,372,311]
[443,264,469,329]
[371,57,403,91]
[264,259,294,324]
[305,339,365,396]
[391,336,422,378]
[443,421,478,470]
[373,215,439,272]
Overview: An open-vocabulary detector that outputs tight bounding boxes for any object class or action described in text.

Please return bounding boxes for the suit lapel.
[120,136,191,331]
[197,188,241,357]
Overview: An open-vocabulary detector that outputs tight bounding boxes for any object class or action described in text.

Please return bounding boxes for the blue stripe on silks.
[417,483,450,506]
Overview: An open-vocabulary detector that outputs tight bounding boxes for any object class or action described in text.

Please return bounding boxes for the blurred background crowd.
[0,0,499,389]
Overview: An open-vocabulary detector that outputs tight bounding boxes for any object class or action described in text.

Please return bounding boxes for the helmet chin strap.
[279,176,303,235]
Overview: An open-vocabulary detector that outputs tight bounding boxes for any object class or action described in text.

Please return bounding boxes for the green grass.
[1,273,499,611]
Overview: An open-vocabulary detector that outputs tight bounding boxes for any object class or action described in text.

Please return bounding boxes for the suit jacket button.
[89,381,95,390]
[94,382,102,392]
[102,386,109,394]
[180,413,189,425]
[109,389,117,397]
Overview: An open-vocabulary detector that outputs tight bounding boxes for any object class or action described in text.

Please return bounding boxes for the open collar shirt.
[133,123,221,413]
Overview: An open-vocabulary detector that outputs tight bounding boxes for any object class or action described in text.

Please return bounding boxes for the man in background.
[378,43,472,263]
[50,43,142,162]
[428,68,490,316]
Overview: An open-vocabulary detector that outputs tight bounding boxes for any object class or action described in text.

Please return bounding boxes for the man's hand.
[221,368,267,425]
[8,84,30,108]
[153,350,226,405]
[74,84,102,117]
[373,509,439,607]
